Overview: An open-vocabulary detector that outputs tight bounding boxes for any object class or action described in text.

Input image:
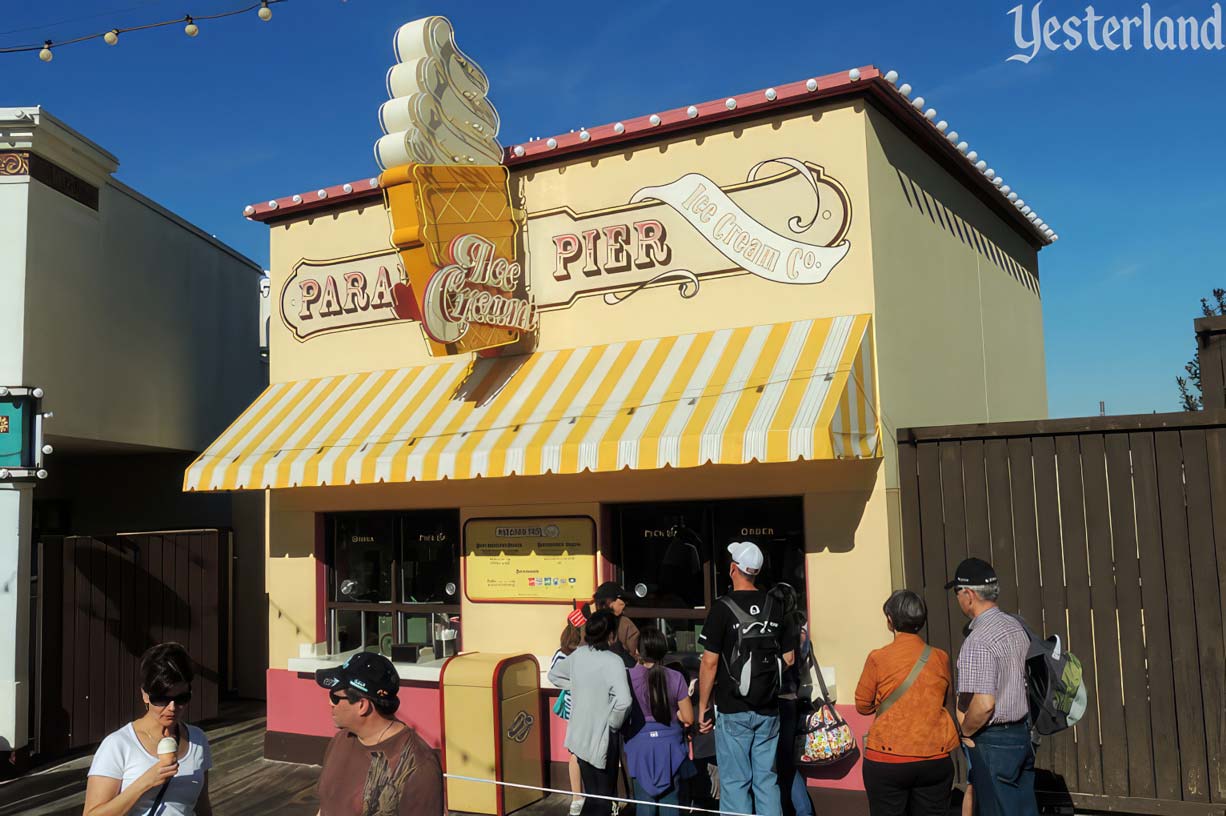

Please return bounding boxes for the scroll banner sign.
[464,517,596,602]
[532,158,853,310]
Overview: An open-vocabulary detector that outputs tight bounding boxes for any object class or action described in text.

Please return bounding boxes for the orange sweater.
[854,633,959,762]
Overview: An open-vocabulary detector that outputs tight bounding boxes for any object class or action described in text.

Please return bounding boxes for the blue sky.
[5,0,1224,417]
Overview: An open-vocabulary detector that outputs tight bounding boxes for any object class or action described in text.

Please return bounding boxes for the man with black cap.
[315,652,443,816]
[946,557,1037,816]
[588,582,640,665]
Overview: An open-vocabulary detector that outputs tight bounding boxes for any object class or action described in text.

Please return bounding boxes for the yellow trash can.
[440,653,545,815]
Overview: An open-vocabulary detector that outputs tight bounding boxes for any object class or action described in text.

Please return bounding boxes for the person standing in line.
[947,558,1038,816]
[84,642,213,816]
[768,583,813,816]
[314,652,444,816]
[552,622,587,816]
[549,610,633,816]
[623,627,694,816]
[592,582,641,665]
[855,590,959,816]
[697,541,792,816]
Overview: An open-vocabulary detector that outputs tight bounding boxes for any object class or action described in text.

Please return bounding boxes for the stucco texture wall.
[22,181,265,453]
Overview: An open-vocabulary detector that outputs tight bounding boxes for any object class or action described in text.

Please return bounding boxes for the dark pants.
[862,756,954,816]
[631,778,679,816]
[966,722,1038,816]
[577,736,620,816]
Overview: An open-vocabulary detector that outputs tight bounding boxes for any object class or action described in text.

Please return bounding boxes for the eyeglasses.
[149,691,192,707]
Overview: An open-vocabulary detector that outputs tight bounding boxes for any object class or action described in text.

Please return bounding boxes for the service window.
[610,497,805,654]
[325,509,461,660]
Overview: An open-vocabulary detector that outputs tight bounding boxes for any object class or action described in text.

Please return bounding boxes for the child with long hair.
[623,627,694,816]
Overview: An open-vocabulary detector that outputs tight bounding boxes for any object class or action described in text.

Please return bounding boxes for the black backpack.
[719,595,782,708]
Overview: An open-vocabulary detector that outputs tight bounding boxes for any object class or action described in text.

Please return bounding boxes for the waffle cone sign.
[381,163,534,356]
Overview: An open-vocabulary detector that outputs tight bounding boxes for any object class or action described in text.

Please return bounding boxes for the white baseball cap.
[727,541,764,575]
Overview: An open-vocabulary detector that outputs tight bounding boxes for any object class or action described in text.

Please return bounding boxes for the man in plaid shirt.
[947,557,1037,816]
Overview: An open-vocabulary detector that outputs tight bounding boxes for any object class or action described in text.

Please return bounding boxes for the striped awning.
[184,315,879,491]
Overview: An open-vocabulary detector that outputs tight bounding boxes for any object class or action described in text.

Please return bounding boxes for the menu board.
[464,517,596,602]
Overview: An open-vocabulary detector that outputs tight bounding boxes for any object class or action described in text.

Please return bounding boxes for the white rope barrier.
[441,773,759,816]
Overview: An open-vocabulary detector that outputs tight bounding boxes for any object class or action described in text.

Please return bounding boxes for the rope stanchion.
[441,772,758,816]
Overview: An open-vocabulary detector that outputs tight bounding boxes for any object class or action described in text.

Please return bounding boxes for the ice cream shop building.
[186,15,1054,809]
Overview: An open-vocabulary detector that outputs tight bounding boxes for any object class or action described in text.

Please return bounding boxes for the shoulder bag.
[794,649,858,766]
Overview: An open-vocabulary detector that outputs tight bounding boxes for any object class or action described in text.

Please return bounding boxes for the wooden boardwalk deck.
[0,701,572,816]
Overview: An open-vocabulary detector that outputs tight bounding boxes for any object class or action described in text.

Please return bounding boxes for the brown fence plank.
[1132,431,1184,799]
[38,536,67,757]
[1208,427,1226,803]
[1031,435,1077,785]
[917,443,953,654]
[1007,437,1043,627]
[940,442,970,659]
[899,441,924,594]
[133,535,151,716]
[1104,433,1157,799]
[88,539,110,745]
[961,440,991,562]
[201,532,221,716]
[1054,434,1103,794]
[118,538,136,725]
[70,538,90,750]
[1080,433,1129,797]
[1180,430,1225,802]
[162,535,178,647]
[1155,430,1210,802]
[985,439,1020,614]
[103,538,122,746]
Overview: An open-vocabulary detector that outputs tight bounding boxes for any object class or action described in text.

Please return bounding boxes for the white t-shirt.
[88,723,212,815]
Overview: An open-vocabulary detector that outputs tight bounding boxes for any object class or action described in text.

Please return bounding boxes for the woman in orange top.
[855,590,959,816]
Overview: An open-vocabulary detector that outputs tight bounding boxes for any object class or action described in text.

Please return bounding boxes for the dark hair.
[883,590,927,634]
[559,622,583,655]
[768,582,798,616]
[140,642,194,696]
[341,686,400,716]
[638,628,673,724]
[584,609,617,650]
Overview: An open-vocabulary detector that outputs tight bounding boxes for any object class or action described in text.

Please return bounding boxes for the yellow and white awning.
[184,315,879,491]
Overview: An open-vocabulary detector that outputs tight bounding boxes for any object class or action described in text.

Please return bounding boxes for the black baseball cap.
[944,557,998,590]
[593,582,629,602]
[315,652,400,701]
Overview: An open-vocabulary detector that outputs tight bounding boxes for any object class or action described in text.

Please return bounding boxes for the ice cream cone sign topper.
[376,16,536,357]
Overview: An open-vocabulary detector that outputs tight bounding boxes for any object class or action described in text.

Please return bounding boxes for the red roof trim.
[242,64,1053,245]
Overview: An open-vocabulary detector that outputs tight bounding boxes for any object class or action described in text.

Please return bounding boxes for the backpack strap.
[874,645,931,720]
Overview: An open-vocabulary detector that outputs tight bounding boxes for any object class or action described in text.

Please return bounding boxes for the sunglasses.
[329,690,352,706]
[149,690,192,707]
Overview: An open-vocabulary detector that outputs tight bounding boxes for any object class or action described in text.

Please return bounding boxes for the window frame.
[324,509,462,656]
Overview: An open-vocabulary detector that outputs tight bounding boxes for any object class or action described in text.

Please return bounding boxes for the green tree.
[1178,288,1226,410]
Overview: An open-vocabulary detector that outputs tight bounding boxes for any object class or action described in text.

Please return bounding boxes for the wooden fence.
[899,410,1226,816]
[35,530,230,756]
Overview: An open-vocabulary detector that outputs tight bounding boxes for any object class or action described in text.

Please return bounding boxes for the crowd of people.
[81,550,1038,816]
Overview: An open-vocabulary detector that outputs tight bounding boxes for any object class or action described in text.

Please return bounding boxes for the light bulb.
[39,42,53,62]
[258,2,272,21]
[104,30,119,45]
[184,17,199,36]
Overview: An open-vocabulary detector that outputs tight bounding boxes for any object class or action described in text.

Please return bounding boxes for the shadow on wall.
[804,458,881,555]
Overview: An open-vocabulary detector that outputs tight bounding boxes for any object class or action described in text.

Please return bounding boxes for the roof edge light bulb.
[258,1,273,21]
[104,29,119,45]
[39,41,53,62]
[184,16,199,37]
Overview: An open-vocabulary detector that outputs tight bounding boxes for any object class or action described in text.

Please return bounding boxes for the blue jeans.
[966,722,1038,816]
[714,710,782,816]
[632,777,680,816]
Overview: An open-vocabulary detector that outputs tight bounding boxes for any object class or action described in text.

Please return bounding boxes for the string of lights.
[0,0,288,61]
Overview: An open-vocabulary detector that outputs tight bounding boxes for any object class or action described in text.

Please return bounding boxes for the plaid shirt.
[956,607,1029,724]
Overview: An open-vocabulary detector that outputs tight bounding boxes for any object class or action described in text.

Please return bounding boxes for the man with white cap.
[697,541,792,816]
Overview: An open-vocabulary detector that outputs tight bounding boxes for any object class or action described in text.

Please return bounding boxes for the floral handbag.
[794,650,858,766]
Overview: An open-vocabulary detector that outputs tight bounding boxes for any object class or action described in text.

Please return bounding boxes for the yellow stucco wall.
[258,94,1047,691]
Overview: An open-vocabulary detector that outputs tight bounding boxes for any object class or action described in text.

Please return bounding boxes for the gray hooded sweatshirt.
[548,645,632,768]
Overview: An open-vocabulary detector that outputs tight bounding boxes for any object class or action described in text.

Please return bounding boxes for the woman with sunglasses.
[84,642,213,816]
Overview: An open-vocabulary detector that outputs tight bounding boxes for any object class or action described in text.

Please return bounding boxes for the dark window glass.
[713,498,805,597]
[615,502,710,609]
[334,609,394,656]
[333,513,395,603]
[401,511,460,604]
[400,612,461,659]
